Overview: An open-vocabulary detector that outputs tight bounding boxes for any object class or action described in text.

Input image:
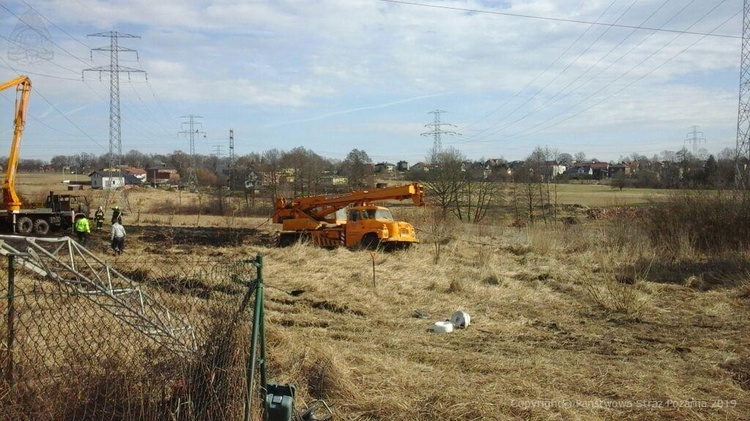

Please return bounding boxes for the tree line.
[2,143,745,225]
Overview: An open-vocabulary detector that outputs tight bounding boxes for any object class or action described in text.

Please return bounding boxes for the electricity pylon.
[83,31,145,211]
[421,109,460,162]
[735,0,750,188]
[179,115,204,191]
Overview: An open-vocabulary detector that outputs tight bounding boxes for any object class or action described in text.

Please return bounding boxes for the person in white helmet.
[94,206,105,231]
[111,205,122,225]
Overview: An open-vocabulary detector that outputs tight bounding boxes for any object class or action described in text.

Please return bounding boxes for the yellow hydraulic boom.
[0,76,82,236]
[1,75,31,212]
[273,183,425,249]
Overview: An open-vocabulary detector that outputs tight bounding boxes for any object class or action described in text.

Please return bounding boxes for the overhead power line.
[453,0,737,147]
[379,0,740,39]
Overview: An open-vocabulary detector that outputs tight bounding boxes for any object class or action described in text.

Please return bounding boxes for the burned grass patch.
[133,225,269,247]
[118,268,243,299]
[309,299,366,316]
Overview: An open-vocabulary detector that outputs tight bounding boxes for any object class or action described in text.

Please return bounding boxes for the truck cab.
[44,191,87,215]
[346,205,418,250]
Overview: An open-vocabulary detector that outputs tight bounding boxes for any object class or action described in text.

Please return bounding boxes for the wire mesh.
[0,248,258,420]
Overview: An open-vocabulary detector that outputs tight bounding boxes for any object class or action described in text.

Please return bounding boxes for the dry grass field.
[3,173,749,420]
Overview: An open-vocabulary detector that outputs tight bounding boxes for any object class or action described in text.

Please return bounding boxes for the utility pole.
[421,109,460,163]
[179,115,204,190]
[685,125,705,155]
[83,31,145,188]
[736,0,750,188]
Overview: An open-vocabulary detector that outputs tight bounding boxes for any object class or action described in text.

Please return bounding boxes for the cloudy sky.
[0,0,743,165]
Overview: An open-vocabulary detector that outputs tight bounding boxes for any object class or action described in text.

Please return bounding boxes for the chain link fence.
[0,240,261,421]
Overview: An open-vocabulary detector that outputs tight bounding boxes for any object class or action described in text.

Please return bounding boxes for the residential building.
[89,169,126,190]
[374,162,395,173]
[146,166,180,185]
[125,167,148,183]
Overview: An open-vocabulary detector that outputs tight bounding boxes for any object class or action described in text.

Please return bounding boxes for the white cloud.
[0,0,742,162]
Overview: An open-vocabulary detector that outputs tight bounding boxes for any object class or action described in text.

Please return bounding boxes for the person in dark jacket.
[94,206,105,231]
[111,205,122,225]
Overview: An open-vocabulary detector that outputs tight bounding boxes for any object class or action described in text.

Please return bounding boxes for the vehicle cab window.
[349,210,360,221]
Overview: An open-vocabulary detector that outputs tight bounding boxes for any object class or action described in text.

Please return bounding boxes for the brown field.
[2,174,749,420]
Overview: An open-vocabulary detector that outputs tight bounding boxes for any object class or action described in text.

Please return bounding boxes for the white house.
[89,170,126,190]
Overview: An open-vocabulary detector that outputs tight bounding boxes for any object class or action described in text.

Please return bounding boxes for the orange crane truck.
[272,183,425,250]
[1,76,84,235]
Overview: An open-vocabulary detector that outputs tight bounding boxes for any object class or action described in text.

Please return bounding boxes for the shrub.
[584,276,651,317]
[641,190,750,255]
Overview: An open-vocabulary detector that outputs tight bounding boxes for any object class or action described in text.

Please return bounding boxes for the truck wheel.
[16,217,33,234]
[33,219,50,235]
[360,233,380,250]
[278,233,296,247]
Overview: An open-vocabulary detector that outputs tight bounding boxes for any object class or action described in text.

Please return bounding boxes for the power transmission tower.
[685,125,705,155]
[736,0,750,188]
[178,115,204,191]
[229,129,236,190]
[83,31,145,212]
[421,109,460,162]
[229,129,235,165]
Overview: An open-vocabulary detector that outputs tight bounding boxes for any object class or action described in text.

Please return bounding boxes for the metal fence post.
[6,254,16,388]
[245,254,265,421]
[257,255,267,396]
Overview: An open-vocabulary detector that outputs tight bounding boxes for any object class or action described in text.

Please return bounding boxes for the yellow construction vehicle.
[1,76,84,235]
[272,183,425,250]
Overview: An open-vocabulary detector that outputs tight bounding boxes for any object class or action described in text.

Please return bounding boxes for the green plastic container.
[265,383,296,421]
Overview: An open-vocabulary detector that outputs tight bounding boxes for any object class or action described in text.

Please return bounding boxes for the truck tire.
[360,233,380,250]
[33,219,50,235]
[16,217,33,234]
[278,233,296,247]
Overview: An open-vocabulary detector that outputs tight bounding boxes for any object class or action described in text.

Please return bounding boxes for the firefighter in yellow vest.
[74,214,91,246]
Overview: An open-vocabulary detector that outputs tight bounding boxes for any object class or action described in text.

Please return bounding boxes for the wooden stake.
[370,251,377,289]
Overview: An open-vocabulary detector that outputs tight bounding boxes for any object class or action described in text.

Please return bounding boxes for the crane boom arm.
[1,75,32,212]
[273,183,424,223]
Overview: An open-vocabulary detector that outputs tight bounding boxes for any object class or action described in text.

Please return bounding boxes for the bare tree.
[423,208,456,264]
[261,148,283,199]
[167,150,192,177]
[342,149,373,189]
[50,155,69,171]
[454,178,499,223]
[74,152,96,174]
[423,147,498,223]
[281,147,328,196]
[123,149,149,168]
[557,152,573,167]
[423,147,466,218]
